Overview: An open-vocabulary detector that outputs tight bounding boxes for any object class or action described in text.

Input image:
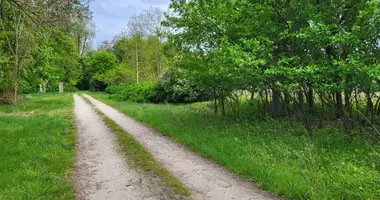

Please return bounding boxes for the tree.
[77,51,117,91]
[164,0,380,135]
[0,0,92,102]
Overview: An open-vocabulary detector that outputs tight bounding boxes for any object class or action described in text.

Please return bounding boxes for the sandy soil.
[83,94,278,200]
[73,94,173,200]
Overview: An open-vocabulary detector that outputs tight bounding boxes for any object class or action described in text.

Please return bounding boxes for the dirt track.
[73,94,174,200]
[82,94,277,200]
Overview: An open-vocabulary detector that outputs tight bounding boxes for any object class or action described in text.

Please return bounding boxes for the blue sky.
[90,0,170,47]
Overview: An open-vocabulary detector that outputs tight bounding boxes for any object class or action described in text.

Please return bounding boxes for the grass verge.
[89,92,380,200]
[0,93,75,199]
[81,95,190,199]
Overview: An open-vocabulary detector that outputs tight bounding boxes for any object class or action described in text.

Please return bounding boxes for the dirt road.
[73,94,174,200]
[82,94,277,200]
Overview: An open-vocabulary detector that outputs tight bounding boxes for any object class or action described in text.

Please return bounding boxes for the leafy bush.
[152,69,210,103]
[105,70,210,104]
[106,83,155,103]
[64,85,79,92]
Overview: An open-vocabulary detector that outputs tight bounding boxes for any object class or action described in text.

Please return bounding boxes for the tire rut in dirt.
[73,94,178,200]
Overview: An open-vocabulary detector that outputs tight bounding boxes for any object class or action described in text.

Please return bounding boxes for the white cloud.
[140,0,170,5]
[90,0,170,48]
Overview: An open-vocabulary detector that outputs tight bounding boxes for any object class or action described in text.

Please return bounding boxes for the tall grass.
[0,93,75,199]
[90,92,380,200]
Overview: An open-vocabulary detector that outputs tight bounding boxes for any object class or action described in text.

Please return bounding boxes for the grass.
[0,93,75,200]
[81,95,190,199]
[89,92,380,200]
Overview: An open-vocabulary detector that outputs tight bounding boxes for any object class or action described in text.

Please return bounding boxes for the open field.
[90,92,380,200]
[0,94,75,199]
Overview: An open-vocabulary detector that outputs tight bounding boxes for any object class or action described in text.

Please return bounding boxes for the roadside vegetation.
[0,93,75,199]
[91,92,380,199]
[82,95,190,199]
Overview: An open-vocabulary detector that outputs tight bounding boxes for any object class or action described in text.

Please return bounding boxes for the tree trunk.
[354,89,360,120]
[284,92,290,117]
[366,91,373,118]
[272,89,281,117]
[344,90,351,135]
[298,91,304,109]
[213,87,218,115]
[221,95,225,117]
[307,88,314,114]
[336,92,343,119]
[318,92,325,128]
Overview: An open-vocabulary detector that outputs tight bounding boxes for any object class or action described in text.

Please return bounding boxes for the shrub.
[105,70,210,104]
[107,83,155,103]
[152,69,210,103]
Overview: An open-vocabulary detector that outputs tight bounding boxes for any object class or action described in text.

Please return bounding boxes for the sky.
[90,0,171,48]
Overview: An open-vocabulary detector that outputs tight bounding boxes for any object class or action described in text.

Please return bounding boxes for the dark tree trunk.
[366,91,373,119]
[319,92,325,128]
[344,89,352,118]
[265,89,270,115]
[307,88,314,114]
[221,91,225,117]
[336,92,343,119]
[272,89,281,117]
[213,87,218,115]
[344,90,351,135]
[354,89,360,120]
[298,91,304,109]
[284,92,290,117]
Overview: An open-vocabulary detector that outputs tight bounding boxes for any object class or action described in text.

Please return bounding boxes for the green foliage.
[0,0,91,101]
[105,69,210,104]
[78,51,118,91]
[154,69,210,103]
[21,29,80,94]
[112,34,165,82]
[106,83,156,103]
[164,0,380,131]
[100,63,135,86]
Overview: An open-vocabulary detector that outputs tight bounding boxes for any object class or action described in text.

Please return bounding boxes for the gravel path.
[73,94,172,200]
[83,94,278,200]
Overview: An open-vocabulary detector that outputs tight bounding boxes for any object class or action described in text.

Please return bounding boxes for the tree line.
[2,0,380,137]
[0,0,94,104]
[162,0,380,136]
[77,7,166,91]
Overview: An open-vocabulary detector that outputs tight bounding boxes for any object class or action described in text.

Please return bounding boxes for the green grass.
[89,92,380,200]
[0,93,75,199]
[81,95,190,199]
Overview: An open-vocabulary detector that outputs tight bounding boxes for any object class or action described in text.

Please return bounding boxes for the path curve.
[73,94,170,200]
[83,94,278,200]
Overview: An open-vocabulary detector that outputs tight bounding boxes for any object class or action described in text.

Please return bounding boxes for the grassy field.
[90,92,380,200]
[0,93,75,199]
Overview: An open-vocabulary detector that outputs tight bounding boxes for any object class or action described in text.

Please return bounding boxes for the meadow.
[0,94,75,199]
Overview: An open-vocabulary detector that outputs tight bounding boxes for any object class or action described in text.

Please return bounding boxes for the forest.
[1,0,380,199]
